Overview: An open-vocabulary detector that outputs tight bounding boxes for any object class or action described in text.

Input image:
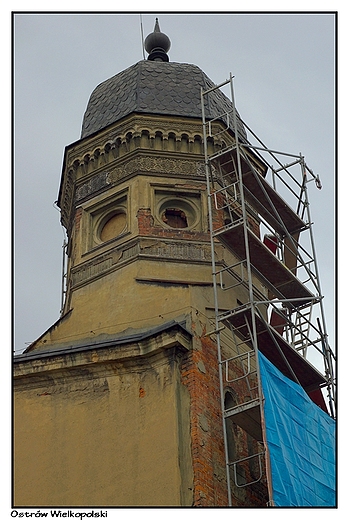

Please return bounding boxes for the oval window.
[100,212,126,242]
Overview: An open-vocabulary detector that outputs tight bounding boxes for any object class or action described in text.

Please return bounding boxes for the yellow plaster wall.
[32,259,198,350]
[14,349,193,506]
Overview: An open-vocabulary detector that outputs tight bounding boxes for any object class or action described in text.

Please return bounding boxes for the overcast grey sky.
[14,12,336,356]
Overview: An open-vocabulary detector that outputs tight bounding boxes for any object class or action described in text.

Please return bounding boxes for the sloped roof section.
[81,60,247,140]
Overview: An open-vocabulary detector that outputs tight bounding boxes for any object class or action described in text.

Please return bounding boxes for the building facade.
[14,20,334,507]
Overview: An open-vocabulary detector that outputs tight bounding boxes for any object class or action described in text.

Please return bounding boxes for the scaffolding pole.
[201,83,233,506]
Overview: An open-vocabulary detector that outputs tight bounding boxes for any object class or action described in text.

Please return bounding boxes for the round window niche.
[159,199,197,230]
[162,208,188,228]
[99,211,126,242]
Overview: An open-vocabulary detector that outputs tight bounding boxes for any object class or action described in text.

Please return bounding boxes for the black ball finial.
[144,18,171,62]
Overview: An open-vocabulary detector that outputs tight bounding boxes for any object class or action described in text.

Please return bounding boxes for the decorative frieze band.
[73,156,206,206]
[71,249,123,287]
[75,170,111,203]
[107,156,205,183]
[140,242,211,262]
[70,239,212,288]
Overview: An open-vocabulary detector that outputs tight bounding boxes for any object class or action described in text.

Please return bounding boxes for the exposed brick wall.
[180,324,269,507]
[180,336,223,506]
[137,208,154,236]
[137,207,211,242]
[74,207,83,232]
[137,201,259,243]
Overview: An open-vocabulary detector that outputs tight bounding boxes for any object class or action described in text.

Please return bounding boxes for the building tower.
[14,20,335,507]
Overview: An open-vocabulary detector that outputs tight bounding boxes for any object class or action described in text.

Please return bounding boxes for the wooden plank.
[212,149,306,235]
[216,224,314,307]
[224,308,326,391]
[225,401,263,441]
[242,171,306,236]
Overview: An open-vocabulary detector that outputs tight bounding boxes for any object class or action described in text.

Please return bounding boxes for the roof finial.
[144,18,171,62]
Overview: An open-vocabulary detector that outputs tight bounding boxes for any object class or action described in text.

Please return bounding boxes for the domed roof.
[81,59,247,141]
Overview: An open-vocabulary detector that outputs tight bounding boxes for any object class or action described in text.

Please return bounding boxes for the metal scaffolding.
[201,74,336,506]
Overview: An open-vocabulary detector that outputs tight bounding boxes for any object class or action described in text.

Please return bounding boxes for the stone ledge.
[13,320,192,385]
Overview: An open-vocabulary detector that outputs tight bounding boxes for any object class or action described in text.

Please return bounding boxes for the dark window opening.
[162,208,188,228]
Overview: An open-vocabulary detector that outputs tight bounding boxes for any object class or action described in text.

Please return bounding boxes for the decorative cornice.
[62,114,232,187]
[66,113,219,167]
[14,320,192,385]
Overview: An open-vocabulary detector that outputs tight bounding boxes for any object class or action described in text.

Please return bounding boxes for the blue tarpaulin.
[258,352,336,507]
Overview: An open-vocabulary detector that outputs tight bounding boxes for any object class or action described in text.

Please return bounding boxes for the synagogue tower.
[14,19,335,507]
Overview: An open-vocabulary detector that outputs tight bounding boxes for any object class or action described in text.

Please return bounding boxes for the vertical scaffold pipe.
[301,158,336,417]
[201,85,233,507]
[229,73,274,505]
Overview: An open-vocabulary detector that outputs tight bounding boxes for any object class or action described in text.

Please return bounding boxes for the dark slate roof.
[81,60,247,140]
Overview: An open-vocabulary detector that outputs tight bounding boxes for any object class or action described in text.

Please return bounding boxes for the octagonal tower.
[14,20,269,507]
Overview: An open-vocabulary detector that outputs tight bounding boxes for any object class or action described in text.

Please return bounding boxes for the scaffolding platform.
[215,223,314,307]
[222,307,326,391]
[224,399,263,441]
[212,148,307,236]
